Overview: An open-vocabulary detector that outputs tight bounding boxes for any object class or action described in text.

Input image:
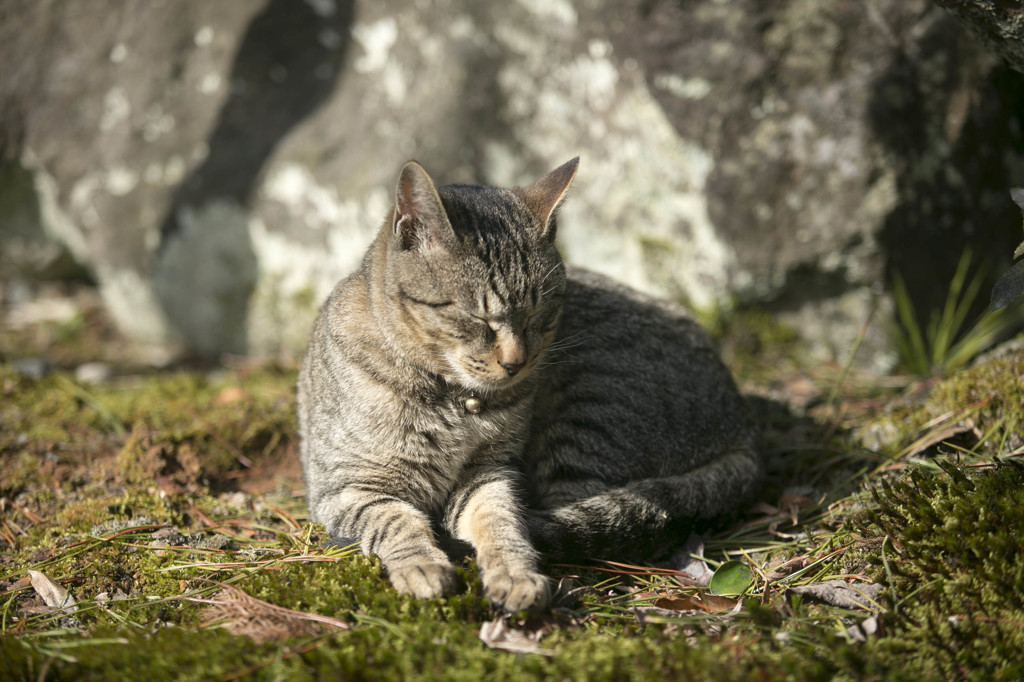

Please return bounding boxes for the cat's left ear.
[519,157,579,239]
[393,161,454,252]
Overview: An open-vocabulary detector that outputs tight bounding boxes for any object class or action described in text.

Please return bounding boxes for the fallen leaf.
[751,502,781,516]
[764,555,810,582]
[27,570,77,613]
[700,594,741,613]
[479,617,553,655]
[550,578,595,609]
[670,534,714,586]
[1011,187,1024,211]
[778,494,817,525]
[653,595,703,611]
[778,494,817,510]
[788,580,883,611]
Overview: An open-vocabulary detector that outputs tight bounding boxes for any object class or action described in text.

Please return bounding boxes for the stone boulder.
[933,0,1024,75]
[1,0,1022,368]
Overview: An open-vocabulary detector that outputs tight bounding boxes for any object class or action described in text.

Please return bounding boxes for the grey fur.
[297,158,760,611]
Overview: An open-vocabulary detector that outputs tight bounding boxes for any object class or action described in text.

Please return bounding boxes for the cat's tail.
[527,447,762,563]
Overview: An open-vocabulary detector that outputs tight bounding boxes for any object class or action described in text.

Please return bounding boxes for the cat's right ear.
[520,157,579,239]
[393,161,453,252]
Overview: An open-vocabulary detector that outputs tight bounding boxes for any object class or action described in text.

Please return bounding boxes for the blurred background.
[2,0,1023,373]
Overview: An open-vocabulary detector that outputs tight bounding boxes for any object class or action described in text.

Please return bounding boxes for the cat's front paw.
[483,565,550,612]
[387,560,457,599]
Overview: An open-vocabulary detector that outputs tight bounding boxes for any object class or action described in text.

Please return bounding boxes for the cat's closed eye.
[467,313,500,336]
[401,292,453,308]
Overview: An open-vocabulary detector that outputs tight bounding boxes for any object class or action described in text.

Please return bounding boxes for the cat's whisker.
[539,349,584,364]
[545,332,588,353]
[547,336,587,350]
[539,347,585,363]
[535,358,583,369]
[537,263,565,290]
[552,328,587,342]
[538,279,565,299]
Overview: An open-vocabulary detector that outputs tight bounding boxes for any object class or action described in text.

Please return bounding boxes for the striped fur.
[297,159,760,611]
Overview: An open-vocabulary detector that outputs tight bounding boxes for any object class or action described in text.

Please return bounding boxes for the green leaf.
[709,560,753,596]
[989,259,1024,312]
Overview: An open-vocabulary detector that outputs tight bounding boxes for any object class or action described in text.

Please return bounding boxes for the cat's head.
[377,158,579,392]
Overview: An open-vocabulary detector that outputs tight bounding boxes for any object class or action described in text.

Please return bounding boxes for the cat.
[297,158,761,612]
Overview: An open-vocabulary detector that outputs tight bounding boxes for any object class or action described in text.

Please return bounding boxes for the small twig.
[0,524,17,548]
[190,502,218,529]
[267,505,302,531]
[9,502,44,525]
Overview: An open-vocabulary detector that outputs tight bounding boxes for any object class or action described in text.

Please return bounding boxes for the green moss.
[861,349,1024,456]
[0,451,42,498]
[0,363,296,496]
[0,627,281,682]
[862,462,1024,680]
[238,557,493,627]
[923,351,1024,452]
[3,337,1024,679]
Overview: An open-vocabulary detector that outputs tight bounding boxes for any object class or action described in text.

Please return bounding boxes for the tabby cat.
[297,158,761,612]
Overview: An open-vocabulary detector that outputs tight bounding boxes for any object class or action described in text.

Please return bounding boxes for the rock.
[0,164,88,280]
[12,357,52,379]
[933,1,1024,75]
[151,526,187,545]
[89,516,157,536]
[74,361,112,384]
[5,289,79,330]
[1,0,1022,368]
[194,533,235,551]
[788,580,884,611]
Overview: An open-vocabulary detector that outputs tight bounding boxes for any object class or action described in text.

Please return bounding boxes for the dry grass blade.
[190,582,349,644]
[160,552,350,572]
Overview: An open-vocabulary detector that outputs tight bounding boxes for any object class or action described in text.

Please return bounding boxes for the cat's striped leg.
[446,467,550,611]
[315,487,456,598]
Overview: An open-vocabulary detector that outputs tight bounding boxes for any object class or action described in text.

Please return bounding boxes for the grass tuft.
[892,249,1024,377]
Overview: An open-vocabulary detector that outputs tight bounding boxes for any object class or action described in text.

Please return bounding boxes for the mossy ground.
[2,298,1024,680]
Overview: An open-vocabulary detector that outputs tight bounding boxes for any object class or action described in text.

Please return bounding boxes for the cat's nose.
[499,360,525,377]
[495,328,527,376]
